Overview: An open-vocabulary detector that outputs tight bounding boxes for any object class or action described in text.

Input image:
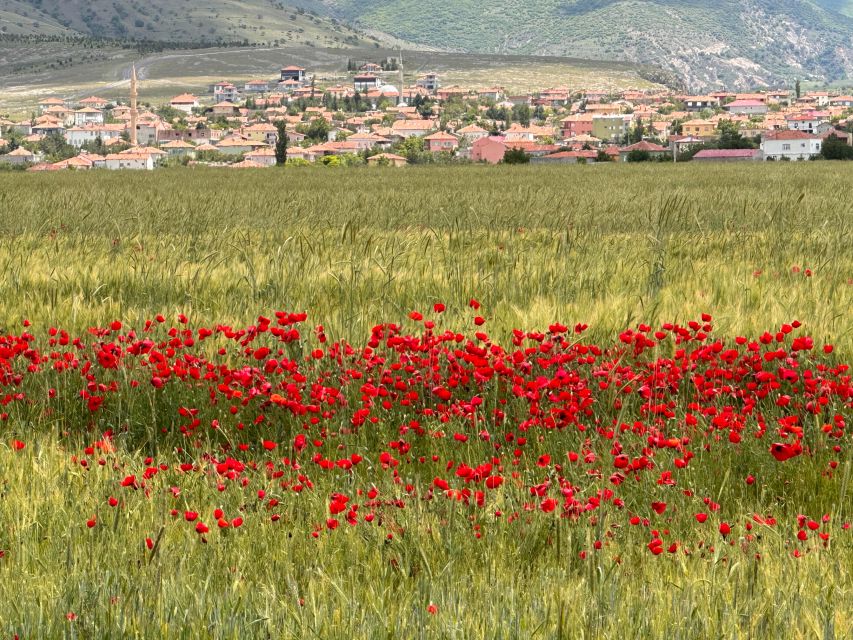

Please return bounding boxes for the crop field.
[0,164,851,638]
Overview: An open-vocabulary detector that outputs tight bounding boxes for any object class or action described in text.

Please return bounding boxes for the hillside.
[319,0,853,89]
[0,0,376,48]
[2,0,853,89]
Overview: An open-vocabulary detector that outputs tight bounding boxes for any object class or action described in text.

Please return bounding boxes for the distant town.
[3,59,853,170]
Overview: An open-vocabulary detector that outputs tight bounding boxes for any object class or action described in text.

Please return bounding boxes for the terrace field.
[0,164,851,638]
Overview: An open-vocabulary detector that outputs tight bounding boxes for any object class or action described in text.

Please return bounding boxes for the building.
[760,130,822,160]
[73,108,104,126]
[560,114,594,139]
[390,119,435,138]
[280,66,306,84]
[367,153,408,167]
[424,131,459,153]
[618,140,670,162]
[170,94,200,114]
[455,124,489,143]
[160,140,197,158]
[683,95,720,111]
[213,82,240,103]
[471,136,509,164]
[245,79,270,93]
[1,147,37,165]
[244,148,277,167]
[785,114,827,134]
[104,153,154,170]
[692,149,763,162]
[725,100,769,116]
[591,115,630,142]
[38,97,66,114]
[416,73,439,92]
[681,119,717,138]
[354,74,381,93]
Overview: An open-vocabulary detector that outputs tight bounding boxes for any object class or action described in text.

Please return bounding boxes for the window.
[782,144,791,151]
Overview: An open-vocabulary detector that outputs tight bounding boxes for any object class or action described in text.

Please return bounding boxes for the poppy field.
[0,164,851,638]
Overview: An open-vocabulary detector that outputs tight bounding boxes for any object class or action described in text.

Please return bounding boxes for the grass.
[0,163,851,638]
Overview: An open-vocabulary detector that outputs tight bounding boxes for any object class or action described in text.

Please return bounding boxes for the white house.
[213,82,239,103]
[761,131,822,161]
[170,94,200,114]
[73,108,104,126]
[104,153,154,170]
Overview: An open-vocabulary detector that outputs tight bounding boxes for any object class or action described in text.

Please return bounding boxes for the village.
[2,60,853,170]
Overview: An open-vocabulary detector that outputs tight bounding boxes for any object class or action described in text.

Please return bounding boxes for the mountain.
[2,0,853,89]
[317,0,853,89]
[0,0,379,48]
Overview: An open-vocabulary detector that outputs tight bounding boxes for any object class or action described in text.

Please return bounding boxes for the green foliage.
[820,135,853,160]
[626,149,651,162]
[274,121,288,166]
[502,147,529,164]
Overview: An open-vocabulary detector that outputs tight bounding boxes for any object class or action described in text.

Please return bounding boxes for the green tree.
[512,104,531,127]
[717,120,755,149]
[795,79,801,100]
[503,147,529,164]
[820,135,853,160]
[626,149,651,163]
[274,121,288,166]
[630,117,645,144]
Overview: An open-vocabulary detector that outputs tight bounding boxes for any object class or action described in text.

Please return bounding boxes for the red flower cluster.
[1,309,849,557]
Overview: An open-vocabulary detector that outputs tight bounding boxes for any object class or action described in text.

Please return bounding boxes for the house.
[245,79,270,93]
[1,147,37,165]
[591,115,629,142]
[360,62,382,73]
[347,132,392,151]
[170,94,200,114]
[682,95,720,111]
[760,130,822,160]
[416,73,440,92]
[785,114,827,134]
[390,119,435,138]
[74,108,104,126]
[215,136,266,155]
[104,153,154,170]
[829,95,853,108]
[212,102,238,117]
[64,124,124,148]
[38,97,66,114]
[471,136,509,164]
[725,100,768,116]
[367,153,408,167]
[424,131,459,153]
[618,140,670,162]
[79,96,109,109]
[478,87,505,102]
[353,74,381,93]
[160,140,197,158]
[455,124,489,143]
[242,123,278,144]
[692,149,763,162]
[280,66,306,84]
[213,82,240,103]
[804,91,830,107]
[681,119,716,138]
[244,148,277,167]
[560,114,594,139]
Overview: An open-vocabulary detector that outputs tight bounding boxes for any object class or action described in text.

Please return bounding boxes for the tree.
[716,120,755,149]
[795,79,801,100]
[274,121,288,166]
[629,117,645,144]
[503,147,529,164]
[820,135,853,160]
[512,104,531,127]
[626,149,651,163]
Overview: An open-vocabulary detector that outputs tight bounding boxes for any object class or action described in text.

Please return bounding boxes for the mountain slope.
[318,0,853,88]
[2,0,852,89]
[0,0,375,48]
